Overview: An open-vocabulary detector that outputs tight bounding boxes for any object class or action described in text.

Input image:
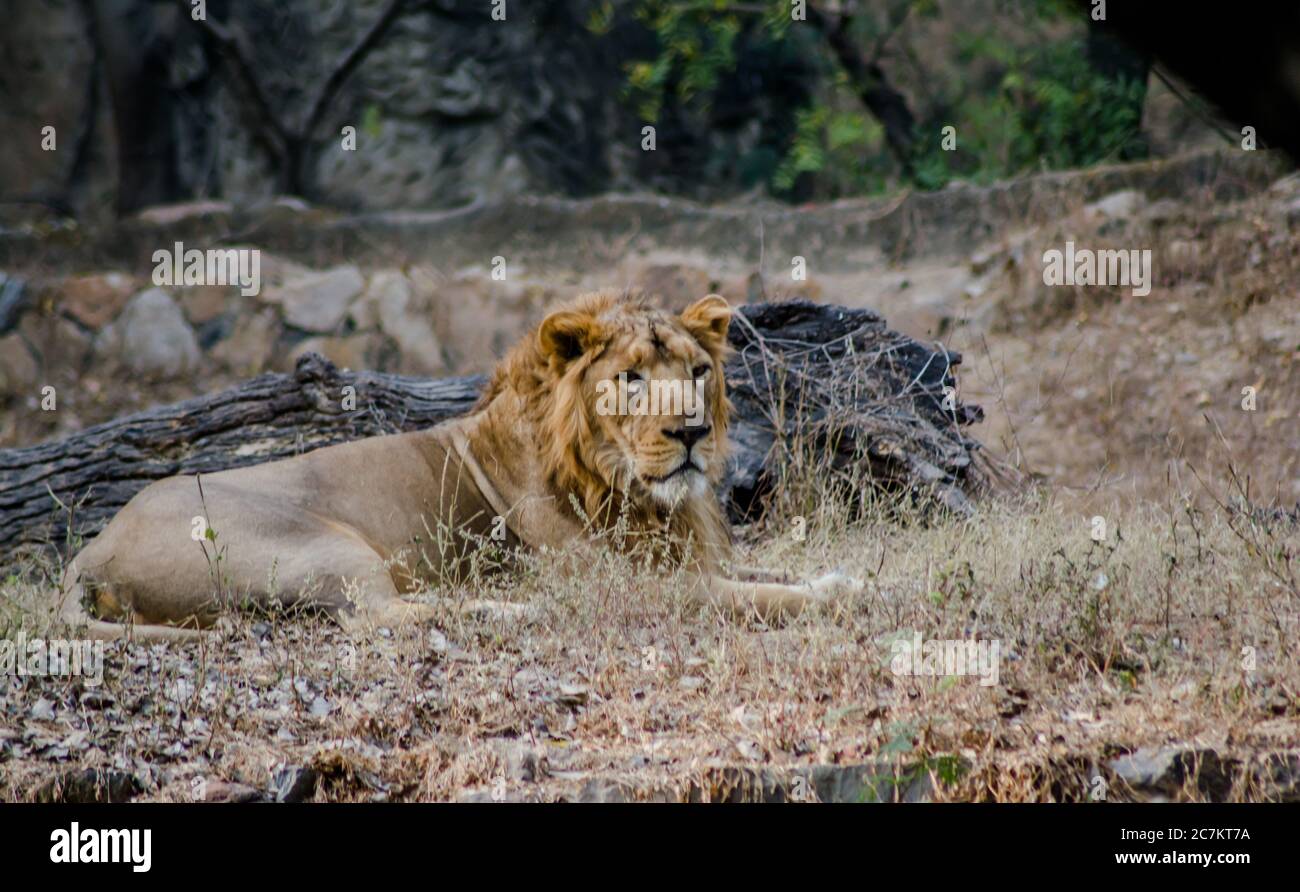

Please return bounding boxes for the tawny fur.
[477,290,732,570]
[57,291,862,642]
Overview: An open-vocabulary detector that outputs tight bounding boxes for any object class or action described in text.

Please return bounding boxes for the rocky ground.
[1,149,1297,801]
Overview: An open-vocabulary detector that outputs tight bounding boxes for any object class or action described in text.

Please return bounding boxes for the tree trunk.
[0,301,986,566]
[89,0,185,214]
[807,7,918,177]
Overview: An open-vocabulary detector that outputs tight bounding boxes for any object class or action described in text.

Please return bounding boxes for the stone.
[269,765,318,803]
[55,272,138,329]
[1108,746,1184,788]
[19,312,92,376]
[210,310,280,374]
[34,769,142,804]
[0,273,31,335]
[1108,746,1234,800]
[198,780,264,804]
[801,763,936,804]
[178,284,239,325]
[347,276,385,331]
[0,333,38,396]
[269,266,364,333]
[254,252,312,290]
[351,271,445,375]
[95,288,201,380]
[1085,189,1145,221]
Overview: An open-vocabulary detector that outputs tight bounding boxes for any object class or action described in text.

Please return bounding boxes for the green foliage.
[913,32,1148,187]
[772,105,886,195]
[586,0,617,35]
[623,1,749,121]
[617,0,1149,199]
[360,104,383,141]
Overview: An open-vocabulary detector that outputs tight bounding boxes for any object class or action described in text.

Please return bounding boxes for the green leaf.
[360,104,382,140]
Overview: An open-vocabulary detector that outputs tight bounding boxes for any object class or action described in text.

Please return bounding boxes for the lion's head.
[481,291,734,563]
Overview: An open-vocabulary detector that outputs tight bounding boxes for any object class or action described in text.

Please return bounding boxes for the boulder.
[95,288,201,380]
[0,333,38,397]
[178,284,239,325]
[55,272,139,329]
[351,271,446,375]
[268,266,364,333]
[1085,189,1145,221]
[18,312,92,376]
[210,310,281,375]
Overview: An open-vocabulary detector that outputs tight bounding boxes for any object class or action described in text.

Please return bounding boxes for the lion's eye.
[692,363,711,379]
[623,369,643,384]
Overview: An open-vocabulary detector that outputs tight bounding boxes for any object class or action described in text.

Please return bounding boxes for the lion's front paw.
[810,570,867,603]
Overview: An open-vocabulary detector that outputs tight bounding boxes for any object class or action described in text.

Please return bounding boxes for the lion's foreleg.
[694,571,863,620]
[335,595,438,635]
[323,558,438,635]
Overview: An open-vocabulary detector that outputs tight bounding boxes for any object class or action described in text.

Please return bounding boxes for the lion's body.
[59,292,860,641]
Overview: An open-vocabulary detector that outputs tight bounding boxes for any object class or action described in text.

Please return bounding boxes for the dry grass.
[2,449,1296,801]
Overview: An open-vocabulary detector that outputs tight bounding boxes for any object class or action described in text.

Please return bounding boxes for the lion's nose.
[664,424,711,450]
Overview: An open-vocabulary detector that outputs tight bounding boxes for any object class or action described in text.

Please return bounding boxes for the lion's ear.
[680,294,732,350]
[538,310,605,367]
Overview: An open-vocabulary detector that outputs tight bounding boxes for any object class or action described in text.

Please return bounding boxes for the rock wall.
[0,0,815,217]
[0,0,111,221]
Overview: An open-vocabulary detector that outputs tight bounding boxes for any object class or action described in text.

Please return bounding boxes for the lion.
[57,291,863,642]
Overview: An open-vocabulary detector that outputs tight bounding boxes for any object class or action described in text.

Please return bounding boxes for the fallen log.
[0,300,985,566]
